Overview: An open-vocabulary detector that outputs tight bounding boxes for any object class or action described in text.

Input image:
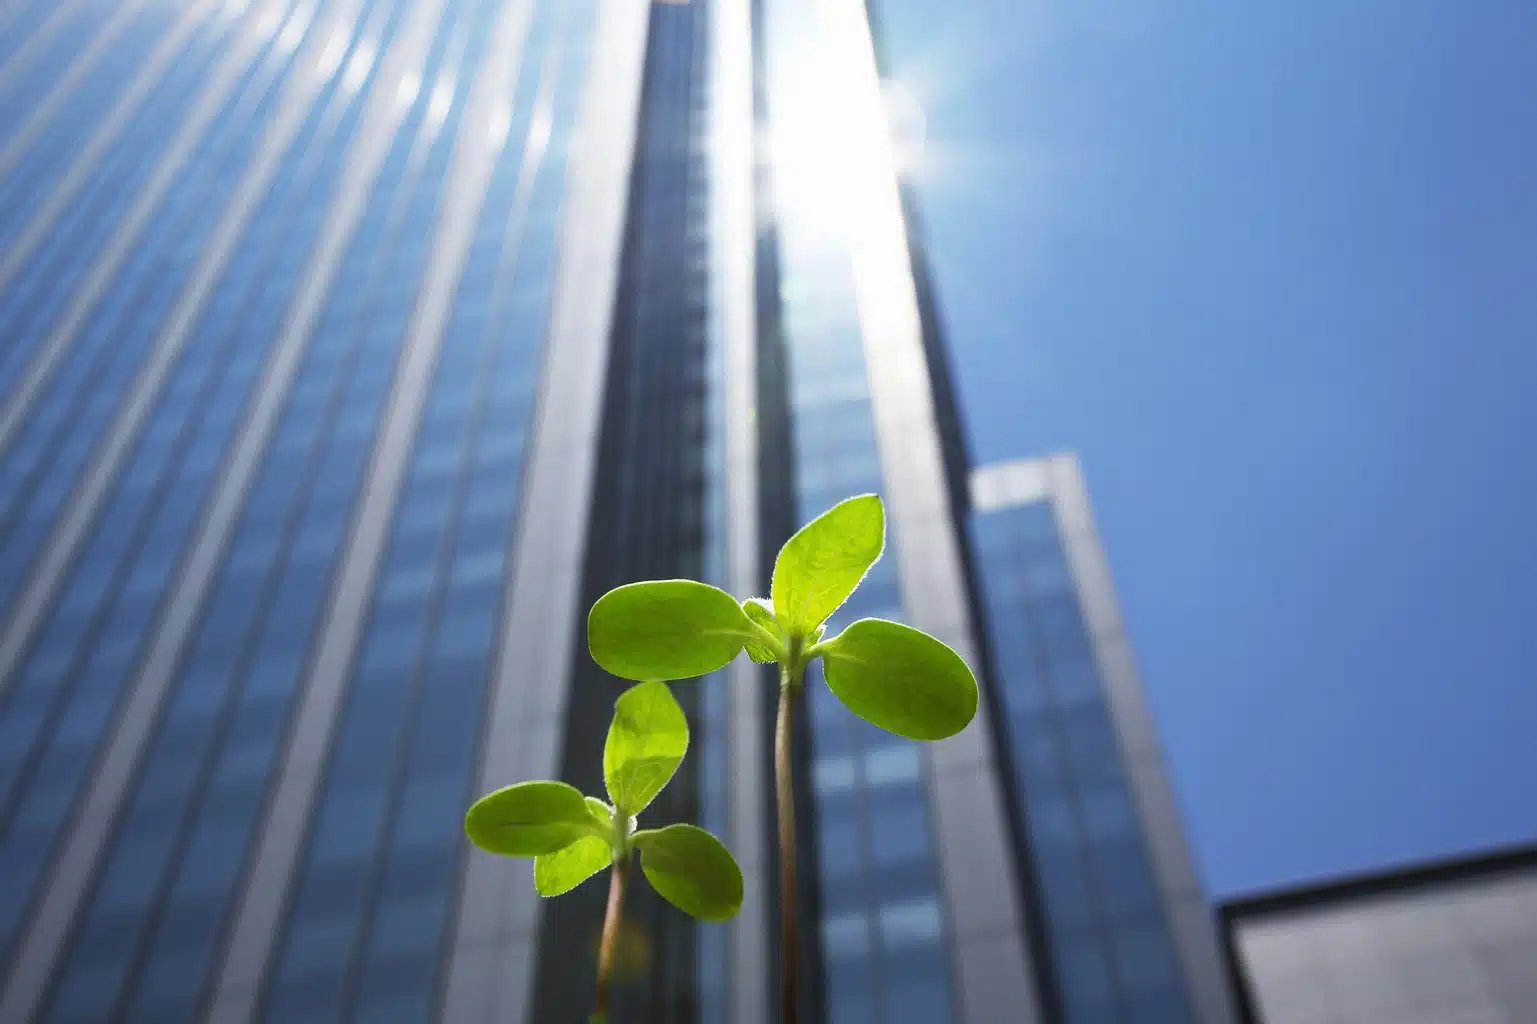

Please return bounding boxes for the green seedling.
[586,493,978,1022]
[465,681,742,1021]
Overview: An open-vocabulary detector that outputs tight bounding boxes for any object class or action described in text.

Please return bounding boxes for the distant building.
[1221,844,1537,1022]
[968,455,1235,1023]
[0,1,1231,1021]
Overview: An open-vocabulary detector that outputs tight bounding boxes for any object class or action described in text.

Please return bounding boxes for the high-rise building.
[1221,843,1537,1022]
[967,456,1234,1024]
[0,1,1231,1022]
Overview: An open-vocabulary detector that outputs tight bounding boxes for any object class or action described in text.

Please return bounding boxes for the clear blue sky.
[877,0,1537,897]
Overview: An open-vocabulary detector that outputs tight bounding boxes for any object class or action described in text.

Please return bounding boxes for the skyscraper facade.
[0,1,1229,1022]
[967,456,1234,1024]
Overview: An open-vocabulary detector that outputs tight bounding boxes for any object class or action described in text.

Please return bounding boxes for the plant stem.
[775,662,802,1024]
[594,853,629,1019]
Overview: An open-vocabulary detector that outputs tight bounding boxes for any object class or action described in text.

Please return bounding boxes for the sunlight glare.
[342,43,374,93]
[277,6,312,52]
[881,80,926,177]
[487,102,512,149]
[769,0,921,244]
[529,106,553,154]
[397,72,421,108]
[253,3,283,39]
[316,29,348,79]
[767,0,928,375]
[820,0,926,375]
[428,79,455,126]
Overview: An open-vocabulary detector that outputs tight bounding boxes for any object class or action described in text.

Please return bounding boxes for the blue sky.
[877,0,1537,897]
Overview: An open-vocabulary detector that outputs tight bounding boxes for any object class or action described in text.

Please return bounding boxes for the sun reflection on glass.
[428,79,455,125]
[882,80,926,177]
[396,72,421,108]
[529,106,553,154]
[315,29,349,80]
[487,102,512,149]
[342,43,374,93]
[277,6,312,52]
[769,0,919,247]
[767,0,930,373]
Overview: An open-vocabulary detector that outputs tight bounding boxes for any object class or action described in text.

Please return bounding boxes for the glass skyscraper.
[0,1,1231,1022]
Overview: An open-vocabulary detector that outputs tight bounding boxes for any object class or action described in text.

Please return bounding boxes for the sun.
[766,0,926,242]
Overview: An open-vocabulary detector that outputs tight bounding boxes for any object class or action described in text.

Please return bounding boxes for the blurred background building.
[1222,845,1537,1024]
[0,0,1231,1021]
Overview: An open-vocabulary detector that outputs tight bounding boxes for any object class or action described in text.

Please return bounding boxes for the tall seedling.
[466,681,743,1021]
[586,494,977,1021]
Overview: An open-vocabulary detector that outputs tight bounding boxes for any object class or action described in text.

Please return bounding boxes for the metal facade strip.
[440,0,652,1019]
[710,0,769,1017]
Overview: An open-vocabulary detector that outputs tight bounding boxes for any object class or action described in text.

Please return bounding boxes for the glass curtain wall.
[254,0,600,1019]
[971,497,1196,1023]
[0,3,293,607]
[0,0,362,995]
[533,2,722,1021]
[758,0,961,1019]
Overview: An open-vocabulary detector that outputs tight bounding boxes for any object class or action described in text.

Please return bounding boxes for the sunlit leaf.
[770,494,884,636]
[588,580,755,680]
[465,780,599,857]
[535,835,612,896]
[584,796,622,852]
[632,824,743,922]
[604,682,689,815]
[818,618,977,741]
[741,598,784,664]
[585,796,615,828]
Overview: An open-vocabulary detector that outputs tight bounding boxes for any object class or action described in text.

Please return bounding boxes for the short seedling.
[587,493,978,1022]
[465,681,742,1021]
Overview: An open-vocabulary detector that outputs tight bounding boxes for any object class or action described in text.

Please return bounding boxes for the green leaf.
[588,580,755,681]
[585,796,617,841]
[604,682,689,815]
[535,835,612,896]
[741,598,784,664]
[817,618,978,741]
[465,781,599,857]
[632,824,743,921]
[770,494,885,637]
